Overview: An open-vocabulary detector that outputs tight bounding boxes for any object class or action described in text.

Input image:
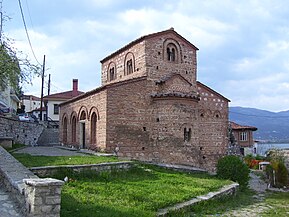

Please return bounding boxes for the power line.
[230,111,289,118]
[17,0,41,65]
[25,0,34,29]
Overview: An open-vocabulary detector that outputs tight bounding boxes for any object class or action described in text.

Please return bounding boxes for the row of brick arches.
[61,107,99,148]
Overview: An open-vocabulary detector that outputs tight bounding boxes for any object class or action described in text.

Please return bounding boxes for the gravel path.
[210,171,271,217]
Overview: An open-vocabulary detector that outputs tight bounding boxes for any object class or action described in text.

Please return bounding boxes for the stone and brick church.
[59,28,230,171]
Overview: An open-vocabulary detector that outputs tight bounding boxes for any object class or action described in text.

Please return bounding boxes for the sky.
[2,0,289,112]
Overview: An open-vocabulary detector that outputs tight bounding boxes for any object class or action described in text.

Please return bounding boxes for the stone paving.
[13,146,87,156]
[204,172,271,217]
[0,185,23,217]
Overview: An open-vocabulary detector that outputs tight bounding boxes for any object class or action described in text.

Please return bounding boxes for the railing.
[46,117,59,128]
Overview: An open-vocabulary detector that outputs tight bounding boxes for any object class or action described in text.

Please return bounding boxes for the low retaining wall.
[157,183,239,216]
[0,146,64,217]
[0,116,44,146]
[30,161,133,177]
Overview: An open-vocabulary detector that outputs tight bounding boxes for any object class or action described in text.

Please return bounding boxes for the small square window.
[54,104,59,115]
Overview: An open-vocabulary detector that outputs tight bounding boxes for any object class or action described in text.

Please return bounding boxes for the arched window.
[63,117,67,144]
[107,62,117,82]
[71,116,77,143]
[109,67,115,81]
[124,52,135,75]
[90,112,97,145]
[163,39,181,63]
[126,59,133,74]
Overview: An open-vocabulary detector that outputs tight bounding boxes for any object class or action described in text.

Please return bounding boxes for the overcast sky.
[2,0,289,112]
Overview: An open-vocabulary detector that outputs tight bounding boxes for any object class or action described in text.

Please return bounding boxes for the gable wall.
[145,32,198,90]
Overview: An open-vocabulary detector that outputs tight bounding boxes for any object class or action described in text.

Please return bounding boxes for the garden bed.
[47,164,232,217]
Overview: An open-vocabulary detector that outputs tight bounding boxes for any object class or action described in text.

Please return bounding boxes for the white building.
[43,79,83,121]
[21,95,41,112]
[0,82,20,116]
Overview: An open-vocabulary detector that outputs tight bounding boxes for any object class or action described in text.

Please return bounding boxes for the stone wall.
[30,161,133,177]
[0,146,64,217]
[0,116,45,146]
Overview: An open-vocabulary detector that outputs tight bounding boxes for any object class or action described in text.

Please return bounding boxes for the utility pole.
[0,1,3,43]
[40,55,45,121]
[48,74,51,95]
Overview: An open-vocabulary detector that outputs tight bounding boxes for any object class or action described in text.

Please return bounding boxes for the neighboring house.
[0,82,20,116]
[229,121,258,155]
[59,28,230,172]
[21,95,41,113]
[43,79,83,121]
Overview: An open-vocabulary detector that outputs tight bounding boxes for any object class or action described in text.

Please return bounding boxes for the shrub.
[266,161,288,188]
[217,155,250,190]
[276,162,288,187]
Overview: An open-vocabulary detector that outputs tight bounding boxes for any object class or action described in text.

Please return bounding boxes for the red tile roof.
[43,90,84,101]
[229,121,257,131]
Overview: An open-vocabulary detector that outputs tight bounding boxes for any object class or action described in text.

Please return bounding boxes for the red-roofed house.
[43,79,84,121]
[229,121,258,155]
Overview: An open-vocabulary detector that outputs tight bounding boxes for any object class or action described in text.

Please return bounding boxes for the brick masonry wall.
[59,89,107,150]
[101,41,146,86]
[0,116,44,146]
[197,83,229,170]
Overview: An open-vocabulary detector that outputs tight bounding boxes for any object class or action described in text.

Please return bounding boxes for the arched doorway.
[71,116,77,143]
[79,111,86,149]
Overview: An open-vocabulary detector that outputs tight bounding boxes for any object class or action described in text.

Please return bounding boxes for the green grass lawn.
[12,153,121,167]
[46,164,232,217]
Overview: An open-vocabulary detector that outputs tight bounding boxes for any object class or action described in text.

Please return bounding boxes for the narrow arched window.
[127,59,133,74]
[109,67,115,81]
[184,128,192,142]
[91,112,97,145]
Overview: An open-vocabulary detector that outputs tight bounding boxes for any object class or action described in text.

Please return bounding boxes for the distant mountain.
[229,107,289,142]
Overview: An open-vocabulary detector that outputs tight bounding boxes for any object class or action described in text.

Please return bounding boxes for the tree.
[0,13,41,94]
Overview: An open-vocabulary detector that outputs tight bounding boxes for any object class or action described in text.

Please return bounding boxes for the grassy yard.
[46,164,232,217]
[12,153,120,167]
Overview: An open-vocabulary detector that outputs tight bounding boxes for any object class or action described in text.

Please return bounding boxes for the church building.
[59,28,230,171]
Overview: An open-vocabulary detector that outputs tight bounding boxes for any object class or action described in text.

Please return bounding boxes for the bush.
[267,161,289,188]
[276,162,288,187]
[217,155,250,190]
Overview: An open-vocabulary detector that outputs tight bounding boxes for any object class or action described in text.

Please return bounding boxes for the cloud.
[4,0,289,112]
